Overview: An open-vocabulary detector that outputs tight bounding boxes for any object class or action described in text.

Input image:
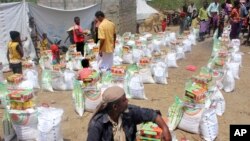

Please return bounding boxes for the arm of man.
[7,49,9,63]
[16,45,24,58]
[155,115,171,141]
[98,26,105,57]
[129,105,171,141]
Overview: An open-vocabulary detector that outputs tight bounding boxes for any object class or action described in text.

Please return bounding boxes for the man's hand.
[155,115,171,141]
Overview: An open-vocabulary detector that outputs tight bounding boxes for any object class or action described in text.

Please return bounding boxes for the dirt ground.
[1,27,250,141]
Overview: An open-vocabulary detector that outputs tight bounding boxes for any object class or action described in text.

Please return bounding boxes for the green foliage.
[148,0,226,10]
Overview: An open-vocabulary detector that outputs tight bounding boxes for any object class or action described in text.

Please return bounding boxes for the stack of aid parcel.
[185,83,207,104]
[7,88,38,141]
[111,65,126,83]
[7,74,24,89]
[191,72,213,91]
[82,71,100,88]
[8,89,35,110]
[137,122,163,141]
[7,74,23,84]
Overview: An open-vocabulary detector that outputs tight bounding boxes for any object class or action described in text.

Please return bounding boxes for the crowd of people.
[161,0,250,43]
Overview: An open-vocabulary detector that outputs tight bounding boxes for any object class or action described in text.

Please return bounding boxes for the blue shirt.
[87,105,159,141]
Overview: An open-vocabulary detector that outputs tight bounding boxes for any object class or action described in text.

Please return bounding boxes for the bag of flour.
[222,70,235,93]
[176,46,186,60]
[127,73,146,99]
[178,107,204,134]
[228,62,240,80]
[200,109,218,141]
[167,97,183,131]
[2,110,16,141]
[72,80,84,116]
[52,72,67,91]
[210,87,225,116]
[166,52,178,68]
[10,109,38,140]
[123,53,133,64]
[139,68,155,84]
[37,107,64,141]
[41,70,53,92]
[84,87,102,112]
[23,69,40,89]
[152,62,168,84]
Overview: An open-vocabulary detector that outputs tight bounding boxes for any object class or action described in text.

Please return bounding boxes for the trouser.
[230,22,240,39]
[100,52,114,70]
[76,41,85,56]
[179,18,185,35]
[10,63,22,74]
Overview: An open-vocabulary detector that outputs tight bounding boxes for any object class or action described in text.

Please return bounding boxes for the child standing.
[162,18,167,32]
[50,38,61,65]
[7,31,24,74]
[179,11,187,35]
[77,59,92,80]
[40,33,48,52]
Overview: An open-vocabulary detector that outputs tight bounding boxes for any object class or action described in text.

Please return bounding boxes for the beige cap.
[102,86,125,103]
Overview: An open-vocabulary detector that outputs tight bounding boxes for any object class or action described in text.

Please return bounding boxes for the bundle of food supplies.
[22,60,34,69]
[7,74,23,84]
[185,83,207,104]
[191,73,212,90]
[53,63,67,72]
[139,57,151,67]
[8,89,35,110]
[137,122,163,141]
[81,71,100,88]
[71,52,82,58]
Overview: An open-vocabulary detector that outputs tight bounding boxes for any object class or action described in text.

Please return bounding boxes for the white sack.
[222,70,235,93]
[37,107,64,141]
[200,109,218,141]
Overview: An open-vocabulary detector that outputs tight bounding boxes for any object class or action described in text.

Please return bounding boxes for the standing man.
[7,31,24,74]
[29,17,39,62]
[73,17,85,56]
[198,2,209,41]
[95,11,116,70]
[187,2,197,26]
[207,0,220,35]
[238,0,248,37]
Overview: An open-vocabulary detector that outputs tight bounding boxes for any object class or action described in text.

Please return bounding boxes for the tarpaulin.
[28,3,101,45]
[0,2,36,69]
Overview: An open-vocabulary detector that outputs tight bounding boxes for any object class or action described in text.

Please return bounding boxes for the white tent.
[0,2,35,70]
[136,0,158,20]
[0,2,100,70]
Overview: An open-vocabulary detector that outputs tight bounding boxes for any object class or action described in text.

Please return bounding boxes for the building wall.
[37,0,136,34]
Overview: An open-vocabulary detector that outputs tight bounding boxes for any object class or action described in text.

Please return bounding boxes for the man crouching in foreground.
[87,86,171,141]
